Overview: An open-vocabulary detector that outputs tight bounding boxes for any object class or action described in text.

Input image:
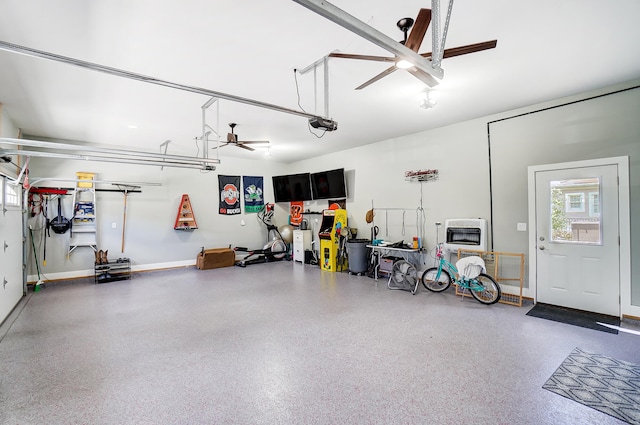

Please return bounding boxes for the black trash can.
[347,239,370,274]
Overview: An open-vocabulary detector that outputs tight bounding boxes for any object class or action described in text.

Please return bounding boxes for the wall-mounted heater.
[444,218,488,253]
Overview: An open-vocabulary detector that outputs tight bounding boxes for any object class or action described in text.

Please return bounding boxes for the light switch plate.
[517,223,527,232]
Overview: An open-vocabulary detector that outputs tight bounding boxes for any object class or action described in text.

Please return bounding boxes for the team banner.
[243,176,264,213]
[218,175,241,215]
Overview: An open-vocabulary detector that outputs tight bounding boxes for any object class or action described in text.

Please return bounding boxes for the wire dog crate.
[456,249,525,306]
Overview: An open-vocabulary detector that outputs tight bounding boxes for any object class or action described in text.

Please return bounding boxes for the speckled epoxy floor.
[1,262,639,424]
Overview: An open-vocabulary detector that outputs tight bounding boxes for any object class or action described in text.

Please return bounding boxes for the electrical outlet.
[517,223,527,231]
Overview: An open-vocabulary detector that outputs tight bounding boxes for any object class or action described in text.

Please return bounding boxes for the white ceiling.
[1,0,639,164]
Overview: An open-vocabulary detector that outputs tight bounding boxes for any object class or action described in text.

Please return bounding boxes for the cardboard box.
[196,248,236,270]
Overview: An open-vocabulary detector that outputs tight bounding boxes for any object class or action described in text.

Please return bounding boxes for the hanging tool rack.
[369,206,426,250]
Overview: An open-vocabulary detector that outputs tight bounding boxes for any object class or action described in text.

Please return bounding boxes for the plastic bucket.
[347,239,370,274]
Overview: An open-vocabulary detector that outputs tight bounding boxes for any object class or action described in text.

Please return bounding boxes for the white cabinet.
[293,230,311,263]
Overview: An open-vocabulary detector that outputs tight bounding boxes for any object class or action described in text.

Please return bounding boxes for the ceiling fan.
[214,123,270,152]
[328,8,497,90]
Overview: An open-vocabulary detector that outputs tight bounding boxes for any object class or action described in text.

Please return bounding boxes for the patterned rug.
[543,347,640,424]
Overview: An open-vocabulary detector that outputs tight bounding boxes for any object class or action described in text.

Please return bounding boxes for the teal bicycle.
[420,243,501,305]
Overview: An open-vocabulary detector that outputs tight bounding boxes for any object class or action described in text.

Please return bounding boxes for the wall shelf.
[174,194,198,230]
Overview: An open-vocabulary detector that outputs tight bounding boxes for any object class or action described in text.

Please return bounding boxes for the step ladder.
[174,194,198,230]
[69,172,98,255]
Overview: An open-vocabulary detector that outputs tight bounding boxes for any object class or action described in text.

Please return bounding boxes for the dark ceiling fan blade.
[328,52,395,62]
[419,40,498,60]
[239,140,270,145]
[405,66,439,87]
[237,144,255,152]
[405,8,431,52]
[355,66,398,90]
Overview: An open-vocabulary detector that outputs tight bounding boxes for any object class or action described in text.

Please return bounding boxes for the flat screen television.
[272,173,312,202]
[311,168,347,200]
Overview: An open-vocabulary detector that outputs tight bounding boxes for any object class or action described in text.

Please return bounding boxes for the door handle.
[539,246,545,250]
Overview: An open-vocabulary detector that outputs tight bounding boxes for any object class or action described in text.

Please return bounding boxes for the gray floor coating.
[1,261,639,425]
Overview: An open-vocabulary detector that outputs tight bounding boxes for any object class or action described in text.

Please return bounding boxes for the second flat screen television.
[311,168,346,200]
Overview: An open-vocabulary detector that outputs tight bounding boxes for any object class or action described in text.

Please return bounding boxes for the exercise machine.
[234,203,291,267]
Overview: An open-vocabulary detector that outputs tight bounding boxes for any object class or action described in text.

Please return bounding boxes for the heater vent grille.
[444,218,487,253]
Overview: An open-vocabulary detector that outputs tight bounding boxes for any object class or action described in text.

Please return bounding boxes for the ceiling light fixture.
[420,90,437,109]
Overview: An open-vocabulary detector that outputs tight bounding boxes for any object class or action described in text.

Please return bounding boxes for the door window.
[550,177,601,244]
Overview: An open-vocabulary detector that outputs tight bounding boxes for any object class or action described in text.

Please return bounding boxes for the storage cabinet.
[293,230,311,263]
[95,258,131,283]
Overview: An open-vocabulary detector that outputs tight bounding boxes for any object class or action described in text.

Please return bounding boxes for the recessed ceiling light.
[127,124,138,129]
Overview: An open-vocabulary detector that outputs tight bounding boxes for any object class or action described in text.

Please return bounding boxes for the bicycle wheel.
[469,273,501,305]
[389,260,417,291]
[421,267,452,292]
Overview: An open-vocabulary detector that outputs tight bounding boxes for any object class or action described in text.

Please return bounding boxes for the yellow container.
[76,172,95,188]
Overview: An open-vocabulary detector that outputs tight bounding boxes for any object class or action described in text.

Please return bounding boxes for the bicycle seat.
[455,256,485,279]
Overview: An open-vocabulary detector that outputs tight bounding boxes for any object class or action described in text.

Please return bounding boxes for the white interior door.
[534,163,619,316]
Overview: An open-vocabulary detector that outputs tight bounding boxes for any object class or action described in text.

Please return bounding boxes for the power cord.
[293,69,328,139]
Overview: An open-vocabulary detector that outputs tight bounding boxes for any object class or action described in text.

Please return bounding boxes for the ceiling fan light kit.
[395,59,415,69]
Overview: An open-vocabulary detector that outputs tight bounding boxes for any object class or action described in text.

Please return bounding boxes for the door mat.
[543,347,640,424]
[526,303,620,334]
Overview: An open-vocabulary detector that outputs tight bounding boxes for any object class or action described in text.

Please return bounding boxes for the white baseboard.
[28,259,196,283]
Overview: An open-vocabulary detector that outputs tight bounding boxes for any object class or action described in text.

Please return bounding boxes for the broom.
[28,226,44,291]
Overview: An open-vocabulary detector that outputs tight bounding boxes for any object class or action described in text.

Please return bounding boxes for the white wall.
[287,80,640,306]
[289,118,491,269]
[26,155,290,279]
[21,79,640,310]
